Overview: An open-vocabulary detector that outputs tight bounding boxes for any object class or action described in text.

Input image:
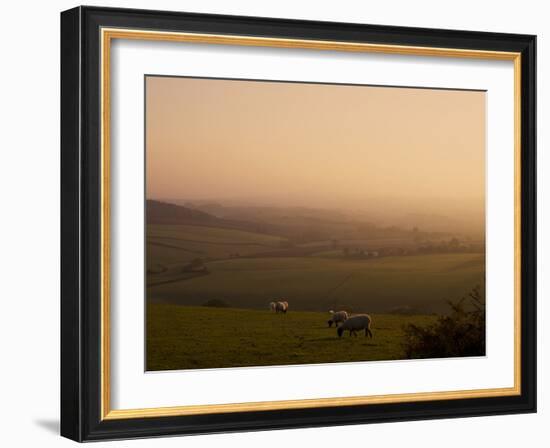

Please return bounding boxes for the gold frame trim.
[100,28,522,420]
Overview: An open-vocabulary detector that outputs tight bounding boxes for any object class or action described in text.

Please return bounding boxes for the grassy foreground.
[146,304,437,371]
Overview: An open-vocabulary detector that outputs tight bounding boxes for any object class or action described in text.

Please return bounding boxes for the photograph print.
[145,76,486,371]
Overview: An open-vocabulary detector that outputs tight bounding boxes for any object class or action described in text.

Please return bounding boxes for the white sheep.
[328,310,349,327]
[337,314,373,338]
[275,301,289,314]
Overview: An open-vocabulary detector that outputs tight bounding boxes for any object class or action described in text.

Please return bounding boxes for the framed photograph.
[60,6,536,441]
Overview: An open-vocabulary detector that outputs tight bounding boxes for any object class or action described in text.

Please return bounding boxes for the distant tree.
[190,258,204,269]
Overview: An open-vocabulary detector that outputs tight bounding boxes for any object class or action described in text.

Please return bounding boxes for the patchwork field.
[146,220,484,369]
[147,223,484,314]
[146,305,438,371]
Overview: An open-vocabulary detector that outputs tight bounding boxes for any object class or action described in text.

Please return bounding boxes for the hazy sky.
[146,76,485,217]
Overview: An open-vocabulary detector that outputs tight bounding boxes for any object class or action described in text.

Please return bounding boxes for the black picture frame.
[61,5,536,442]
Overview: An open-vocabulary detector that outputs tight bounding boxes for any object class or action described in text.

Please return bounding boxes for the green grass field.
[148,251,484,314]
[147,304,438,370]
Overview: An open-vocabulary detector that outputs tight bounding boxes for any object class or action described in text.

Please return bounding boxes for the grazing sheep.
[269,302,277,312]
[337,314,373,338]
[275,301,289,314]
[328,310,349,327]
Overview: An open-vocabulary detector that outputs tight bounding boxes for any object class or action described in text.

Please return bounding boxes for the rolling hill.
[147,199,279,234]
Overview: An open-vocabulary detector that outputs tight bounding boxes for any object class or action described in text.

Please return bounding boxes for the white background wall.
[0,0,546,446]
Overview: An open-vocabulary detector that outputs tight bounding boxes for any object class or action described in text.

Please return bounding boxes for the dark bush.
[402,286,485,359]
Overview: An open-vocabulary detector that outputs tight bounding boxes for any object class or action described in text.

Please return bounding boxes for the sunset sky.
[145,76,485,220]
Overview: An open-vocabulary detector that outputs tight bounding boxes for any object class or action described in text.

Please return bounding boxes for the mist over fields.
[146,198,484,315]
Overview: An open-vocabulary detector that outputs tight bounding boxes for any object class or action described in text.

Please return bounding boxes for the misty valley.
[146,199,485,370]
[144,76,487,370]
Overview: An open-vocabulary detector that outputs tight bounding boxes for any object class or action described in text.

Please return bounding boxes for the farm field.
[146,304,438,370]
[146,224,287,276]
[147,223,484,314]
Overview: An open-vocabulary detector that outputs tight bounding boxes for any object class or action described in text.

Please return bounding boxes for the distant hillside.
[151,200,431,244]
[401,213,483,236]
[146,200,279,234]
[147,199,219,224]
